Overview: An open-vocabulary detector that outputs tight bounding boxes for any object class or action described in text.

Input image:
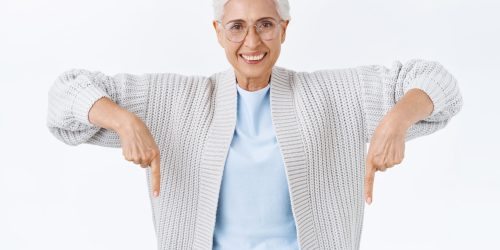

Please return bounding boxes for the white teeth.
[242,53,265,61]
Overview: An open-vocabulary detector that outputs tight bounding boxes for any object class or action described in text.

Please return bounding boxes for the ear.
[213,20,224,48]
[280,20,290,44]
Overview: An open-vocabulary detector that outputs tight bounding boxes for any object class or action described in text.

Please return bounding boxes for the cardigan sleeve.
[355,59,463,143]
[46,69,150,147]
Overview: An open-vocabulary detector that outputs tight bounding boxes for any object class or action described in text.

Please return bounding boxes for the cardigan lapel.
[269,66,319,249]
[193,67,237,249]
[193,66,319,249]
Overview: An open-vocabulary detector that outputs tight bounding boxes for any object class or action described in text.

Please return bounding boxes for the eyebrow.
[226,17,275,23]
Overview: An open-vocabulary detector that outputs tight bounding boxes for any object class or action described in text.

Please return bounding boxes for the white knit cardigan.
[47,59,463,249]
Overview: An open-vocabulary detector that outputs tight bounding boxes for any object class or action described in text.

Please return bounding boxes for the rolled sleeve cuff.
[72,85,110,126]
[405,75,447,117]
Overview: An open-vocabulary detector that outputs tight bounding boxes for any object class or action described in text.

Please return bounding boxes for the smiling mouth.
[240,52,267,63]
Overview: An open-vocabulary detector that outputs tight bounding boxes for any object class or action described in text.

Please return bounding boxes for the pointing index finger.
[151,154,161,198]
[365,161,376,205]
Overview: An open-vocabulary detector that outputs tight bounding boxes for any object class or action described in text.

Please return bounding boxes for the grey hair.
[213,0,291,21]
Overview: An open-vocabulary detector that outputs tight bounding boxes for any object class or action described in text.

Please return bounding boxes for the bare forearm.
[88,97,133,132]
[386,88,434,129]
[87,97,161,196]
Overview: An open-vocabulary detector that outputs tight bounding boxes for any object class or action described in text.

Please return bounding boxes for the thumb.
[364,161,376,205]
[150,154,161,198]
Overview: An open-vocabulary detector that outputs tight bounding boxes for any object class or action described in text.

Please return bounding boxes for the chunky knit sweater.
[47,59,463,250]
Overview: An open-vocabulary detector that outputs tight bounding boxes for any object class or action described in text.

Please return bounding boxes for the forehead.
[222,0,280,22]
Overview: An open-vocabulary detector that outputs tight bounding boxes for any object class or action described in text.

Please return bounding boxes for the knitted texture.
[47,59,463,250]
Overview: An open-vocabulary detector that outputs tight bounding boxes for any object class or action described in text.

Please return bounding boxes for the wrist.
[112,110,137,134]
[385,89,434,130]
[383,109,413,132]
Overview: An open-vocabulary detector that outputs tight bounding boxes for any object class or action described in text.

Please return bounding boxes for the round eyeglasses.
[217,18,285,43]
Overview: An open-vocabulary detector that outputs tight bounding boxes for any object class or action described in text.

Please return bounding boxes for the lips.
[240,52,267,63]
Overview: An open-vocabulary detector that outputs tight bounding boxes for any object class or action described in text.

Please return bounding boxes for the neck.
[235,70,272,92]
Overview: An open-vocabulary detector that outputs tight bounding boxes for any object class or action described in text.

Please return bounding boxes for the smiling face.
[213,0,289,89]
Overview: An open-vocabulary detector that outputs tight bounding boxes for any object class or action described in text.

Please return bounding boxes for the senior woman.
[47,0,463,249]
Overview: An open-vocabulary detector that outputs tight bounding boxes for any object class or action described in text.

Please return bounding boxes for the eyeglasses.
[217,18,285,43]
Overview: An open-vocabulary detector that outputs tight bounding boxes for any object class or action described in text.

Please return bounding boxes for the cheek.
[223,47,242,69]
[225,45,240,60]
[267,43,281,61]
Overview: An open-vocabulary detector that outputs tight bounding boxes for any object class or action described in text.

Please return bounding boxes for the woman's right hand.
[89,97,161,197]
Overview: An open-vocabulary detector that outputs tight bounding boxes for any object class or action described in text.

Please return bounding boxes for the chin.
[239,67,270,79]
[238,60,272,72]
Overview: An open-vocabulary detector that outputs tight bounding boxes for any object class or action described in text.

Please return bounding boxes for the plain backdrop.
[1,0,499,249]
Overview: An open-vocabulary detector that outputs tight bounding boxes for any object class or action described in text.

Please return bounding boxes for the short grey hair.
[213,0,291,21]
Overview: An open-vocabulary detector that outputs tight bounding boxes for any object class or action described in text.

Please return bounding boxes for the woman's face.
[213,0,289,84]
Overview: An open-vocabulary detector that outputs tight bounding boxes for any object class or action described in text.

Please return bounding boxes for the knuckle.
[138,155,147,163]
[368,157,378,165]
[146,151,155,159]
[151,148,160,157]
[374,159,384,168]
[373,155,384,163]
[131,156,141,164]
[378,163,388,170]
[384,160,392,167]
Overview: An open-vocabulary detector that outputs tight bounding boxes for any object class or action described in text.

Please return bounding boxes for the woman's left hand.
[364,113,409,205]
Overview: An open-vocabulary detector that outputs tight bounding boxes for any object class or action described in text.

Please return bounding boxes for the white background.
[1,0,499,249]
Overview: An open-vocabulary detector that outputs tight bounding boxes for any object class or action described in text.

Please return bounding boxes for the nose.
[243,25,261,48]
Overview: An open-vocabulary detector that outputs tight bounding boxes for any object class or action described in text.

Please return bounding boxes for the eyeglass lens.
[223,19,280,42]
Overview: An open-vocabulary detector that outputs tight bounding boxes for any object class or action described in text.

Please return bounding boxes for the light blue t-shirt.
[212,83,299,250]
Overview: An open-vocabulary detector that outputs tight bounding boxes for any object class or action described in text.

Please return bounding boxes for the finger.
[132,145,143,165]
[150,154,161,198]
[123,146,133,162]
[364,162,376,205]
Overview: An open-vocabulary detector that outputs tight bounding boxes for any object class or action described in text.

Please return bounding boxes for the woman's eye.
[229,24,244,31]
[264,22,273,27]
[260,22,274,29]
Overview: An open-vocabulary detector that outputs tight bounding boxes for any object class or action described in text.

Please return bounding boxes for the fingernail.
[153,190,159,198]
[367,197,372,205]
